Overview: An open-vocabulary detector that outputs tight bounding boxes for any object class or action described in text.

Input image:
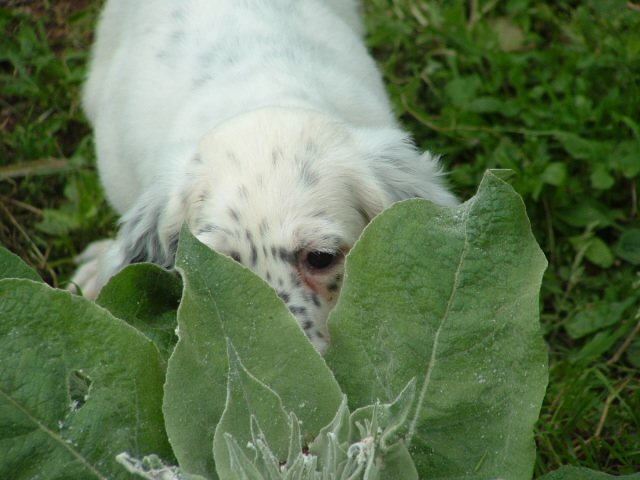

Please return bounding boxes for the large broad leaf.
[96,263,182,363]
[324,171,548,479]
[538,467,640,479]
[163,226,343,478]
[0,279,172,480]
[0,247,42,282]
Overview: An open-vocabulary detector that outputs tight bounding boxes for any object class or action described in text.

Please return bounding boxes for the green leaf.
[608,140,640,178]
[569,236,616,269]
[465,96,504,113]
[347,379,416,450]
[36,207,80,236]
[0,279,172,480]
[568,327,630,367]
[308,397,350,472]
[565,297,638,340]
[347,380,419,480]
[553,132,606,161]
[614,229,640,265]
[96,263,182,363]
[538,466,640,479]
[590,164,615,190]
[0,246,42,282]
[627,336,640,369]
[377,443,418,480]
[444,75,482,106]
[163,226,343,478]
[541,162,568,187]
[309,380,419,480]
[213,341,291,480]
[556,200,622,229]
[222,434,267,480]
[325,171,548,479]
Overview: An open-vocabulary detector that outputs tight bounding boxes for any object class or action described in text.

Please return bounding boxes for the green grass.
[0,0,114,286]
[1,0,639,476]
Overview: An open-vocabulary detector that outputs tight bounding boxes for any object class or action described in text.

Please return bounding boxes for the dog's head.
[109,108,457,353]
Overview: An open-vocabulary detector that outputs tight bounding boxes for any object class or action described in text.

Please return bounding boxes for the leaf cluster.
[0,173,565,479]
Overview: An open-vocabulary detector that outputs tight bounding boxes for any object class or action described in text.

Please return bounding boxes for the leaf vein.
[0,388,110,480]
[406,203,472,447]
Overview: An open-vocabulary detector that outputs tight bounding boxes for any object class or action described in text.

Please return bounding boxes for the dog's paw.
[67,239,114,300]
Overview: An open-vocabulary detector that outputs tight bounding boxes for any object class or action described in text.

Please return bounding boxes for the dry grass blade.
[0,158,72,179]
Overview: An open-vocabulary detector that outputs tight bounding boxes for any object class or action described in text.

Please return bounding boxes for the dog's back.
[84,0,396,214]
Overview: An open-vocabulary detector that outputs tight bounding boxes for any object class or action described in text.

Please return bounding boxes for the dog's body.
[73,0,458,353]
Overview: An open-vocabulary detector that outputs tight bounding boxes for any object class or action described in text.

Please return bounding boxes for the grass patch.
[0,0,114,286]
[1,0,639,475]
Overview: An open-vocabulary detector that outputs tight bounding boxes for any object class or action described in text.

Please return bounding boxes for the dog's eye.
[306,251,337,270]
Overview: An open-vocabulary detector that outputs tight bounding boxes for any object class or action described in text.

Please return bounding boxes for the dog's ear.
[98,189,181,286]
[353,126,459,219]
[98,150,211,286]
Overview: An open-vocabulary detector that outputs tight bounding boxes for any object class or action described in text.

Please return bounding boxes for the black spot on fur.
[170,30,184,43]
[309,293,321,308]
[230,251,241,263]
[272,148,281,166]
[227,152,242,169]
[357,205,372,223]
[327,273,343,293]
[278,291,291,303]
[228,208,240,222]
[238,185,250,202]
[197,223,220,235]
[305,140,317,155]
[259,220,269,236]
[302,320,314,330]
[166,231,180,258]
[278,248,297,265]
[289,273,301,287]
[199,47,237,72]
[193,74,213,88]
[250,244,258,267]
[289,305,307,315]
[246,231,258,266]
[299,166,319,188]
[180,190,190,209]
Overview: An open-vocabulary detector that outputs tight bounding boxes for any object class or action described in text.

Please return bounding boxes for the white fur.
[72,0,458,353]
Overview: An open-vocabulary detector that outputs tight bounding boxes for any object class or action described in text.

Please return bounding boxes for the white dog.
[71,0,458,353]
